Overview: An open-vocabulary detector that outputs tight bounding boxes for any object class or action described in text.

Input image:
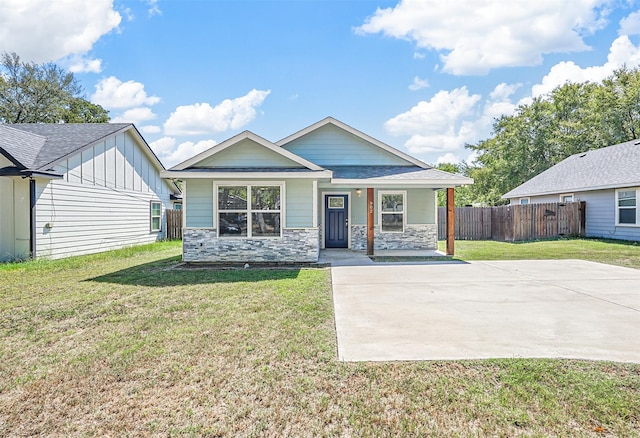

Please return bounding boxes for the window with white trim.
[379,191,405,232]
[150,201,162,232]
[560,194,573,203]
[519,198,530,205]
[617,189,637,225]
[217,184,282,237]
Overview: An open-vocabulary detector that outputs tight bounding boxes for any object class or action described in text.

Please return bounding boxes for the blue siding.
[285,179,313,228]
[195,139,302,168]
[528,189,640,241]
[281,124,410,166]
[185,179,213,227]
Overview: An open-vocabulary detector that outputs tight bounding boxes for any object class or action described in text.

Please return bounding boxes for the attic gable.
[171,131,324,171]
[277,117,427,168]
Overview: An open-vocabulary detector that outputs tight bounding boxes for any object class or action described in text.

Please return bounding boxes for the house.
[503,139,640,241]
[0,123,181,261]
[161,117,472,262]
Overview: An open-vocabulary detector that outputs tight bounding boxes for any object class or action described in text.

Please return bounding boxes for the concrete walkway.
[331,260,640,363]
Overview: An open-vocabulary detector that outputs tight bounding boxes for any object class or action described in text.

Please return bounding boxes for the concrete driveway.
[331,260,640,362]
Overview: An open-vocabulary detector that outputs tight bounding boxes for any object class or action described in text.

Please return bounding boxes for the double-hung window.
[217,184,282,237]
[379,191,405,232]
[617,189,638,225]
[150,201,162,232]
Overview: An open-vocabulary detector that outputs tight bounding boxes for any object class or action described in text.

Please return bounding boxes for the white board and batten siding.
[281,124,410,166]
[34,130,174,259]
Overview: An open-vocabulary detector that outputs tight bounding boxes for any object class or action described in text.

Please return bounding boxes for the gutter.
[29,178,36,259]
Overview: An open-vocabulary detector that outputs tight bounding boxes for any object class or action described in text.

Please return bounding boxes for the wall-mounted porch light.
[356,188,362,197]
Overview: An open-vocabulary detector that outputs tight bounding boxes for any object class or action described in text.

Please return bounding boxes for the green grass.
[439,237,640,268]
[1,239,639,436]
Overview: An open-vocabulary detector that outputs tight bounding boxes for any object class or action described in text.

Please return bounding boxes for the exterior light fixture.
[356,188,362,197]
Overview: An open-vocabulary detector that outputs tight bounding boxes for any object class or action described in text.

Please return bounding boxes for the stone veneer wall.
[183,228,320,262]
[351,224,437,250]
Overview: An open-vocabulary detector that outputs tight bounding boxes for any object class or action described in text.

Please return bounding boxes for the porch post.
[446,187,454,256]
[367,187,374,256]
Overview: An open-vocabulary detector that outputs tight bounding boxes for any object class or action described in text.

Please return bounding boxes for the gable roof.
[0,124,178,192]
[276,116,429,168]
[169,130,325,171]
[1,123,133,170]
[503,140,640,199]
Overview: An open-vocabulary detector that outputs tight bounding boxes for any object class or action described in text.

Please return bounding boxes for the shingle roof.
[0,123,131,170]
[328,165,468,181]
[503,140,640,198]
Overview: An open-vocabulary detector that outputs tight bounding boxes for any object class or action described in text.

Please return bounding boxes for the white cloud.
[91,76,161,109]
[140,125,161,134]
[620,10,640,36]
[145,0,162,17]
[163,89,271,136]
[385,86,481,142]
[436,153,461,165]
[531,35,640,97]
[0,0,121,64]
[64,55,103,73]
[386,83,522,157]
[150,137,217,168]
[356,0,609,75]
[408,76,429,91]
[110,107,157,124]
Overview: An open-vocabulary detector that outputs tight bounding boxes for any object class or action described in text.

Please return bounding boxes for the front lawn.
[1,240,639,436]
[440,237,640,269]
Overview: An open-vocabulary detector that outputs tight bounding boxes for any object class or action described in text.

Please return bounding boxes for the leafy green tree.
[466,67,640,205]
[435,162,476,206]
[0,52,109,123]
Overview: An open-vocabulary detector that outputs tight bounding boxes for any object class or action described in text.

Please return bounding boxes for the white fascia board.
[276,116,429,169]
[170,131,325,171]
[161,170,333,179]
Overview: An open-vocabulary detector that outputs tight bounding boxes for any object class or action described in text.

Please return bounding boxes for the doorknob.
[345,218,349,226]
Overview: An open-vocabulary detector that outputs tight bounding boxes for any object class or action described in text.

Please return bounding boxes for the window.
[519,198,530,205]
[217,184,281,237]
[150,201,162,232]
[560,194,573,203]
[173,202,182,210]
[617,189,637,225]
[379,191,405,232]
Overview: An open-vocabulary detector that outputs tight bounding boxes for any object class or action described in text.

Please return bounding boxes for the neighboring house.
[503,139,640,241]
[161,117,472,262]
[0,123,181,261]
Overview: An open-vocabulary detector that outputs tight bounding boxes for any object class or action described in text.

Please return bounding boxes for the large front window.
[379,191,405,232]
[617,189,637,225]
[217,185,281,237]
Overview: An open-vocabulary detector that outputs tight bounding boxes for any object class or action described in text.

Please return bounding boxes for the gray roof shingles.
[503,140,640,198]
[0,123,131,170]
[328,165,468,181]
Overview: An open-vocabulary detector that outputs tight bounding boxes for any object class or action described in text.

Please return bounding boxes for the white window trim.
[378,190,406,233]
[150,201,162,232]
[559,193,574,203]
[214,181,285,238]
[615,187,640,227]
[519,197,530,205]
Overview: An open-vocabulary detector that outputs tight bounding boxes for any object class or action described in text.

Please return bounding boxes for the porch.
[318,248,447,266]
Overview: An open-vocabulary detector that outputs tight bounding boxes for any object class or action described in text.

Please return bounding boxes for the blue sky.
[1,0,640,168]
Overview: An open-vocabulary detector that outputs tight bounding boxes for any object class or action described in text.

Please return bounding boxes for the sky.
[1,0,640,169]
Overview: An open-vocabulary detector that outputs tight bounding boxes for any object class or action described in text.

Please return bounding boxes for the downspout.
[29,178,36,259]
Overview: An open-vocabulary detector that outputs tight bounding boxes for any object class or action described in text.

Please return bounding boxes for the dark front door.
[325,195,349,248]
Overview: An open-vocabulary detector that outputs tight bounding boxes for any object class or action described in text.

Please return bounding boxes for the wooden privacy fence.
[166,209,183,240]
[437,202,586,241]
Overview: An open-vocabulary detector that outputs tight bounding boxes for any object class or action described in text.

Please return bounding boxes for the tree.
[465,67,640,205]
[0,52,109,123]
[435,162,476,206]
